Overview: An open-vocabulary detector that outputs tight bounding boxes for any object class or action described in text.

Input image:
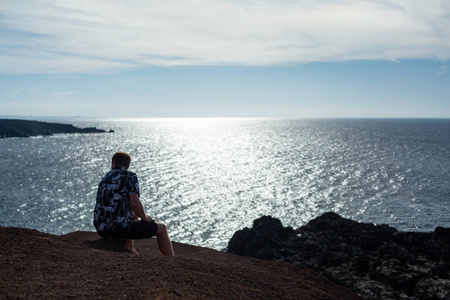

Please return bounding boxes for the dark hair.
[112,151,131,169]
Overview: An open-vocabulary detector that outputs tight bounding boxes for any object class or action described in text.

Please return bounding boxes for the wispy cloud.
[438,65,448,75]
[1,0,449,74]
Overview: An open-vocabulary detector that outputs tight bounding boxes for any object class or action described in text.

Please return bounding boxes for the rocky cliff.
[0,226,362,299]
[227,212,450,300]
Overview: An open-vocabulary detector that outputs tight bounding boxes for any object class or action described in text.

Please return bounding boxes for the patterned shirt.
[93,167,140,233]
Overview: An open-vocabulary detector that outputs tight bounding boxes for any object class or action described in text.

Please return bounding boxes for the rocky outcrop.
[0,119,113,138]
[0,226,363,300]
[227,213,450,300]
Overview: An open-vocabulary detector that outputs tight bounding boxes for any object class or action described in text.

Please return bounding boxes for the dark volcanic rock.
[227,212,450,300]
[227,216,295,260]
[0,119,111,138]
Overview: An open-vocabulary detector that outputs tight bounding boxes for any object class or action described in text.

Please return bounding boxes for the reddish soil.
[0,226,363,299]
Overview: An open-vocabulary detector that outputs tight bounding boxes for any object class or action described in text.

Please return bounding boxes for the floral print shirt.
[93,167,140,233]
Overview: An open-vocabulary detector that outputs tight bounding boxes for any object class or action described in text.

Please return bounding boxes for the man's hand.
[143,215,154,222]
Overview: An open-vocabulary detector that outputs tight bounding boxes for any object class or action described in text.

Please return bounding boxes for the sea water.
[1,118,449,250]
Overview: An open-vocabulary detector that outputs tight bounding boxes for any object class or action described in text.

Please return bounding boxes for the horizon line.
[1,115,449,120]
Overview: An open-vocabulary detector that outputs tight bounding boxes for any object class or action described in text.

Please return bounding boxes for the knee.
[156,222,167,234]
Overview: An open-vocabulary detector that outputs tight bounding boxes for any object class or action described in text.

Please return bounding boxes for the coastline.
[0,226,361,299]
[0,119,112,138]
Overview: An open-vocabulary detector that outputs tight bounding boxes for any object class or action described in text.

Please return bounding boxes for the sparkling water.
[1,118,449,250]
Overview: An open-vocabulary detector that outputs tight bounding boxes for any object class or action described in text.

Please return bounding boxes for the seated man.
[94,151,174,257]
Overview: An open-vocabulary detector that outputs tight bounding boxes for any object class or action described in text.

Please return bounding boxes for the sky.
[1,0,449,118]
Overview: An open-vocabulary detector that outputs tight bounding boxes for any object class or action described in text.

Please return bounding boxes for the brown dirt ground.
[0,226,363,299]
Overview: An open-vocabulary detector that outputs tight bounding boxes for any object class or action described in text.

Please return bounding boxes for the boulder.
[227,216,295,260]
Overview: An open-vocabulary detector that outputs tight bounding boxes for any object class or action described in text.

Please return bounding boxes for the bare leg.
[155,222,175,257]
[125,212,139,255]
[125,239,139,255]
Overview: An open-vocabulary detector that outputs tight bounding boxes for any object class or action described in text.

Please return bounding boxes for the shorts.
[98,220,159,240]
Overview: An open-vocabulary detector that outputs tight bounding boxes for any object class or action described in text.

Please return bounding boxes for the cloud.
[438,65,448,75]
[1,0,449,74]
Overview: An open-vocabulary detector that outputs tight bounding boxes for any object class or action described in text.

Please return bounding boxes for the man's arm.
[130,193,151,222]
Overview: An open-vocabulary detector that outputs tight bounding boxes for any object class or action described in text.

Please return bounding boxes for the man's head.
[112,151,131,169]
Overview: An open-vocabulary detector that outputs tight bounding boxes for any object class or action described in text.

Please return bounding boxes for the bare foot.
[124,246,139,255]
[125,239,139,255]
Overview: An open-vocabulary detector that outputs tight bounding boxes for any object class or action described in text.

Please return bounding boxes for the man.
[94,151,174,256]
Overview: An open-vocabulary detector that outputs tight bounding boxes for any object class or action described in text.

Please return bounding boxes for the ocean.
[1,118,449,250]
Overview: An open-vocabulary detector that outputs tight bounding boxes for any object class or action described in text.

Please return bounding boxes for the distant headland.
[0,119,113,138]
